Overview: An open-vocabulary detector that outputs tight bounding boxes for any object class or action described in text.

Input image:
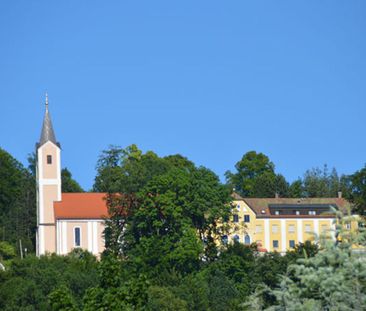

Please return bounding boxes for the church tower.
[36,94,61,256]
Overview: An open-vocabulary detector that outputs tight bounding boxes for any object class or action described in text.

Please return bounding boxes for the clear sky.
[0,1,365,191]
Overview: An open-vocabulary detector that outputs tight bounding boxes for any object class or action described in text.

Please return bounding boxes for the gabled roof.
[232,193,351,218]
[54,193,109,219]
[38,95,59,147]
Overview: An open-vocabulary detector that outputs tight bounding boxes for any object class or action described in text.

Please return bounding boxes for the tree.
[106,166,231,274]
[288,179,303,198]
[348,165,366,215]
[226,151,290,198]
[0,250,99,310]
[226,151,275,197]
[303,165,343,198]
[252,173,289,198]
[61,168,84,193]
[48,285,77,311]
[93,145,168,193]
[247,213,366,310]
[93,145,193,193]
[95,145,232,271]
[0,148,36,252]
[146,286,188,311]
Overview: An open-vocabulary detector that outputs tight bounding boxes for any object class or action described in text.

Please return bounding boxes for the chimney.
[338,191,342,199]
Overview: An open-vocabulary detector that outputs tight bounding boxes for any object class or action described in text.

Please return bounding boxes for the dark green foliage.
[93,145,175,193]
[348,165,366,215]
[0,241,16,260]
[226,151,278,197]
[48,285,78,311]
[303,165,342,197]
[0,250,98,311]
[288,179,303,198]
[146,286,188,311]
[61,168,84,193]
[2,145,365,310]
[227,152,355,200]
[0,148,36,252]
[104,164,232,275]
[252,173,289,198]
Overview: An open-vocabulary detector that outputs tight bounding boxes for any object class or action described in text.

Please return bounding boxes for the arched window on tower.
[244,234,250,245]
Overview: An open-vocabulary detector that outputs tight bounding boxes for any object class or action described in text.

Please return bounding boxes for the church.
[36,96,108,256]
[36,97,351,257]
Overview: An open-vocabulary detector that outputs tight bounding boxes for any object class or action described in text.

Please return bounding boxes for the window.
[47,155,52,164]
[295,211,300,215]
[272,225,278,234]
[346,223,351,230]
[289,240,295,248]
[244,234,251,245]
[233,235,240,242]
[288,225,295,233]
[221,235,228,244]
[233,214,239,223]
[308,211,316,215]
[305,224,311,233]
[273,240,279,248]
[236,204,241,211]
[255,225,262,233]
[275,210,280,215]
[244,215,250,223]
[74,227,81,247]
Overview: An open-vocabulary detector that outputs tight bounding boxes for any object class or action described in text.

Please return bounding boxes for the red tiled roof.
[54,193,109,219]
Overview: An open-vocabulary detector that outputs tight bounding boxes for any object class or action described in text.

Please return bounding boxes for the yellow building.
[228,193,352,253]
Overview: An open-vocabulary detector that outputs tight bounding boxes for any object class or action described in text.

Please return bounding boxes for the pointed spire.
[39,93,58,147]
[45,92,49,110]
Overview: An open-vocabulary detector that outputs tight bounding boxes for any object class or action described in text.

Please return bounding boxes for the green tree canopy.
[348,165,366,215]
[105,166,232,273]
[226,151,290,198]
[0,148,36,251]
[302,165,343,197]
[93,145,195,193]
[61,168,84,193]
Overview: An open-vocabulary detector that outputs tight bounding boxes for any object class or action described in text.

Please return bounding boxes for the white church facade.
[36,96,108,256]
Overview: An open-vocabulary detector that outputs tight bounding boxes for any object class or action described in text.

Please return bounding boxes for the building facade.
[36,96,107,256]
[36,97,351,256]
[229,193,351,253]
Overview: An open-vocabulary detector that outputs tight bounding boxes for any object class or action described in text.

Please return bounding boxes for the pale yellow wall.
[286,221,297,249]
[232,201,257,244]
[303,220,314,241]
[269,220,281,251]
[231,200,338,253]
[253,219,265,246]
[319,220,330,236]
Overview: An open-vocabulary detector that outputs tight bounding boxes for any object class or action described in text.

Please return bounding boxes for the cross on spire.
[38,94,58,147]
[45,92,49,109]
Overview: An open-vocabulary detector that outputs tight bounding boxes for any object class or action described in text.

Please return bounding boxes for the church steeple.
[39,93,58,147]
[36,93,62,256]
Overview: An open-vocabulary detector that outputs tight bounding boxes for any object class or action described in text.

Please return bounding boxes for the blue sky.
[0,1,365,190]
